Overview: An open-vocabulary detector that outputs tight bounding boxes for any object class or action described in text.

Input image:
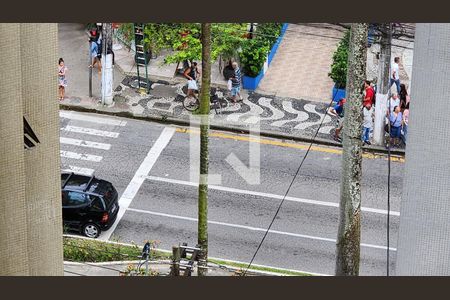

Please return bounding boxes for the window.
[65,191,88,207]
[62,191,70,206]
[89,195,104,211]
[23,116,40,149]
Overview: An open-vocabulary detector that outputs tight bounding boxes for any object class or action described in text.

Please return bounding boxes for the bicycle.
[182,86,227,115]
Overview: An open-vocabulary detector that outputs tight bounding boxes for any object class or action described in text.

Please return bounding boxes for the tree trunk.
[197,23,211,277]
[335,23,368,276]
[373,23,392,145]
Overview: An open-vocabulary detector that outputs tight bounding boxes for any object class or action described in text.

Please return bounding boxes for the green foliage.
[239,23,283,77]
[121,264,159,276]
[117,23,135,45]
[329,29,350,89]
[211,23,248,61]
[63,237,168,262]
[164,24,203,64]
[118,22,283,77]
[239,39,270,77]
[255,23,282,48]
[143,23,180,55]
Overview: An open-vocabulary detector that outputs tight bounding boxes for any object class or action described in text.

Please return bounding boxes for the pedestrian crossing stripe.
[60,137,111,150]
[60,110,127,126]
[60,150,103,162]
[61,125,119,138]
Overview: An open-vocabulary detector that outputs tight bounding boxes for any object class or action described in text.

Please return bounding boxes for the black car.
[61,172,119,238]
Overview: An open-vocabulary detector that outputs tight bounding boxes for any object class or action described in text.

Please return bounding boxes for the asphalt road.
[59,110,404,276]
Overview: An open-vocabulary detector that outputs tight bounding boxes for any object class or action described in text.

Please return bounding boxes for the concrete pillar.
[0,23,63,275]
[0,23,30,276]
[395,23,450,275]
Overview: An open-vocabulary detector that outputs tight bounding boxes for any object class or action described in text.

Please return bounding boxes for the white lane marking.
[60,110,127,126]
[146,176,400,216]
[206,256,331,276]
[62,166,95,176]
[60,137,111,150]
[61,125,120,138]
[60,150,102,162]
[100,127,176,241]
[126,208,397,251]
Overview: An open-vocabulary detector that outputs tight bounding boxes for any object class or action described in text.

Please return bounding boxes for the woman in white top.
[388,93,400,113]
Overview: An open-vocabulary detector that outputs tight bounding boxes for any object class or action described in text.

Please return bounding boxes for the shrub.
[63,236,168,262]
[239,23,283,78]
[239,39,270,77]
[329,30,350,89]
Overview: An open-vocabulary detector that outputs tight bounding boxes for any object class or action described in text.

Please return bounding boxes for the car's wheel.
[82,223,101,238]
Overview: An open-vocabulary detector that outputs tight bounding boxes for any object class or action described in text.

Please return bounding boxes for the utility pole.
[101,23,114,106]
[373,23,392,145]
[335,23,368,276]
[197,23,211,277]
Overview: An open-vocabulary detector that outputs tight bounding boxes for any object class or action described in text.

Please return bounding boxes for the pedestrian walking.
[327,98,346,117]
[401,102,409,145]
[390,57,401,94]
[363,80,375,107]
[89,37,102,75]
[399,83,408,109]
[183,61,200,99]
[328,98,346,142]
[230,62,243,103]
[388,105,403,147]
[362,103,374,145]
[58,58,68,101]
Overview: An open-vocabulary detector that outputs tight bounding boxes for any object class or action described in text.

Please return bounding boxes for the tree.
[335,23,368,276]
[197,23,211,277]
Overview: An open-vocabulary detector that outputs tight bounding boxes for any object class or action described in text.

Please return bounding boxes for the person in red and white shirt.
[363,80,375,107]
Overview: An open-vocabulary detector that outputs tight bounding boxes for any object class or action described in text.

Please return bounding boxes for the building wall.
[395,23,450,275]
[0,23,63,275]
[0,23,30,275]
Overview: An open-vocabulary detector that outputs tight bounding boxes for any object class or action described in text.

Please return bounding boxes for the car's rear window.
[96,182,118,206]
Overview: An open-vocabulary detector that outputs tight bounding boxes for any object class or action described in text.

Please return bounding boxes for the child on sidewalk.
[362,103,374,145]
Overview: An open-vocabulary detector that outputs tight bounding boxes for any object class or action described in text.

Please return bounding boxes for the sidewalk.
[58,23,406,155]
[256,23,345,103]
[63,260,243,276]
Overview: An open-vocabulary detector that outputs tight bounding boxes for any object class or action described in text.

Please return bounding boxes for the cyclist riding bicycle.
[183,61,200,100]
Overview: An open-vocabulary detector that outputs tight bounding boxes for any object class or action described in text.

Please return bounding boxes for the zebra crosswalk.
[59,111,126,176]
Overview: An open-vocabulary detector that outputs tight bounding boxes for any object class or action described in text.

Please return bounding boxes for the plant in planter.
[329,29,350,100]
[239,23,283,78]
[239,39,270,78]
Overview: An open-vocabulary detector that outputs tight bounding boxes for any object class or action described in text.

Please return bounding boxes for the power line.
[242,92,337,276]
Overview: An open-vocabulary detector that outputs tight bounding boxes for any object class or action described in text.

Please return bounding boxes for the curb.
[59,103,405,157]
[63,235,296,276]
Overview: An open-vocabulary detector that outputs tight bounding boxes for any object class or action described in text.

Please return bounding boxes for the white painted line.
[146,176,401,216]
[60,150,103,162]
[62,166,95,176]
[60,137,111,150]
[61,125,119,138]
[99,127,176,241]
[126,208,397,251]
[206,256,331,276]
[60,110,127,126]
